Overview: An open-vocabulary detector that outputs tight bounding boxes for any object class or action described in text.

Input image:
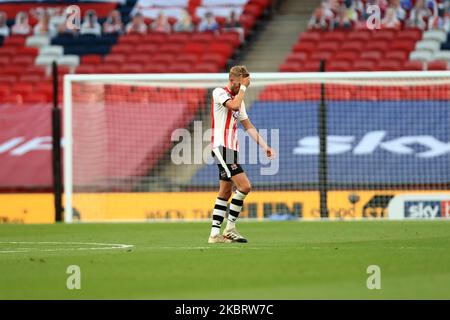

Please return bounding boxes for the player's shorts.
[212,146,244,181]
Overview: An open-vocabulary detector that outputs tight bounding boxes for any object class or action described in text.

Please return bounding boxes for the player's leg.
[223,172,251,243]
[208,162,233,243]
[210,180,232,237]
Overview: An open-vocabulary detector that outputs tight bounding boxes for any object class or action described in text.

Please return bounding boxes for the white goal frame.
[63,71,450,223]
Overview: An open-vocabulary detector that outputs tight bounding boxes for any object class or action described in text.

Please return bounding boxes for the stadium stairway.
[241,0,321,72]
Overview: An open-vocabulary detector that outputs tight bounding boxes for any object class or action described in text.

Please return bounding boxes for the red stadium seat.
[3,66,25,77]
[317,41,339,52]
[144,64,169,73]
[208,42,234,58]
[19,74,43,83]
[135,43,158,53]
[16,46,39,56]
[377,60,402,71]
[0,56,10,65]
[279,62,301,72]
[193,63,220,73]
[244,3,264,19]
[385,50,408,62]
[152,53,176,65]
[3,36,26,47]
[0,75,17,83]
[298,31,322,43]
[12,55,35,67]
[95,64,120,73]
[11,83,34,96]
[0,84,10,97]
[0,46,17,57]
[111,44,134,55]
[167,62,192,73]
[143,32,168,44]
[402,61,424,71]
[35,83,53,96]
[175,53,199,64]
[183,42,207,55]
[217,31,241,48]
[81,54,102,65]
[334,51,359,62]
[104,54,126,64]
[239,14,256,31]
[340,41,364,52]
[76,65,95,74]
[427,60,448,71]
[322,32,346,42]
[292,41,316,54]
[326,60,351,72]
[24,93,48,103]
[309,51,333,61]
[360,51,383,62]
[390,40,416,53]
[200,53,227,68]
[353,60,376,71]
[168,33,191,43]
[371,30,395,41]
[159,43,183,54]
[128,54,150,64]
[365,41,388,52]
[285,52,308,63]
[120,64,143,73]
[26,66,47,77]
[397,29,422,41]
[118,34,143,45]
[347,30,372,41]
[191,32,215,43]
[299,61,321,72]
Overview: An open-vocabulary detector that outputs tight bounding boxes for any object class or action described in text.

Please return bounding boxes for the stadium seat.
[19,74,44,83]
[372,30,395,41]
[152,53,176,65]
[119,34,142,45]
[309,51,333,61]
[193,63,220,73]
[402,61,424,71]
[298,32,321,43]
[121,64,143,73]
[128,54,151,64]
[0,56,10,65]
[11,83,34,96]
[415,40,441,52]
[377,60,401,71]
[3,36,26,47]
[191,32,215,43]
[323,32,346,42]
[96,64,120,73]
[397,29,422,41]
[135,43,158,53]
[168,62,193,73]
[285,52,308,63]
[326,60,351,72]
[175,53,199,64]
[24,93,48,103]
[40,45,64,57]
[183,42,207,55]
[366,41,388,52]
[352,60,376,71]
[409,50,433,62]
[168,33,191,43]
[292,41,316,54]
[104,54,126,65]
[208,42,234,58]
[432,51,450,64]
[299,61,321,72]
[427,60,448,71]
[217,31,241,48]
[111,44,134,55]
[360,51,383,62]
[423,30,447,42]
[36,55,57,66]
[11,56,35,67]
[81,55,102,65]
[317,41,339,52]
[143,33,168,44]
[334,51,359,62]
[159,43,183,54]
[279,62,301,72]
[385,50,408,62]
[340,41,364,52]
[201,53,227,68]
[26,35,50,48]
[144,64,169,73]
[76,65,96,74]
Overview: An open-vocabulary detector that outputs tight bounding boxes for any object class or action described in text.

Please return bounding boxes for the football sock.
[210,197,228,237]
[225,190,247,231]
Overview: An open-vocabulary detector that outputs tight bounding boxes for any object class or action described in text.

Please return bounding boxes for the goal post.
[63,71,450,223]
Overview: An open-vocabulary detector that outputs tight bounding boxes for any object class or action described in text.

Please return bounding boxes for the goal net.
[63,72,450,222]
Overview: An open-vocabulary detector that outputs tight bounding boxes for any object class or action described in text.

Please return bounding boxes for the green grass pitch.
[1,221,450,299]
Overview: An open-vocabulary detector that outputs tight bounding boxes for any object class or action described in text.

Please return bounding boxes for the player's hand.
[265,147,276,160]
[241,76,250,88]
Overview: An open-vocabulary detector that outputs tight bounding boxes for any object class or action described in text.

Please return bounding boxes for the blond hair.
[229,65,249,80]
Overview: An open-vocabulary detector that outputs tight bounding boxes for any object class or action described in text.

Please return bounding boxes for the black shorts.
[212,146,244,181]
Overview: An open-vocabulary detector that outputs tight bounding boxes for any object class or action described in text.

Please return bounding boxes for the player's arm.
[241,118,276,160]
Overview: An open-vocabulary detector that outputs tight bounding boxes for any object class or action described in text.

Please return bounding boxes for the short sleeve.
[238,101,248,121]
[213,88,231,107]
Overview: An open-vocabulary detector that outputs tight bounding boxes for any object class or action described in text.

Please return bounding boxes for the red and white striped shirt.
[211,86,248,152]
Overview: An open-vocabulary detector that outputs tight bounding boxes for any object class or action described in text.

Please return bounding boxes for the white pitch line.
[0,241,134,254]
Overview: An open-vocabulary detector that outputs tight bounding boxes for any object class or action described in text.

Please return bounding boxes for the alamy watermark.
[170,121,279,176]
[366,265,381,290]
[66,265,81,290]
